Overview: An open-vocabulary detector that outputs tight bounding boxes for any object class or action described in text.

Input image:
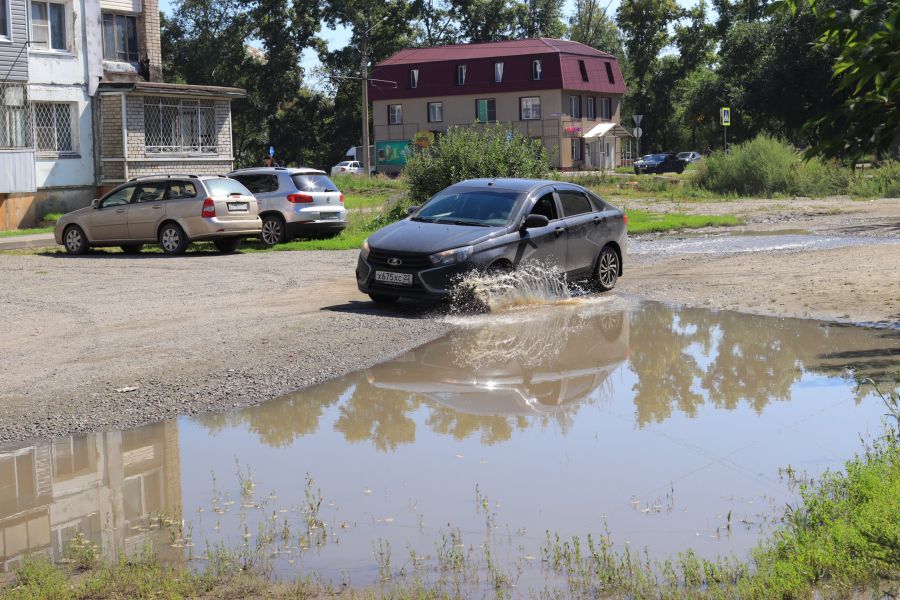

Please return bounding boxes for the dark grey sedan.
[356,178,627,304]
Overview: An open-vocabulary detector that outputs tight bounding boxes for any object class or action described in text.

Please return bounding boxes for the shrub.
[791,157,852,197]
[404,123,549,202]
[849,161,900,198]
[695,135,799,196]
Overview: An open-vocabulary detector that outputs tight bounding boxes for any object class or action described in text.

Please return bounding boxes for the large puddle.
[2,300,899,590]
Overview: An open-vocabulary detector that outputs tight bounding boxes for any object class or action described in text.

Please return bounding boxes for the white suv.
[228,167,347,245]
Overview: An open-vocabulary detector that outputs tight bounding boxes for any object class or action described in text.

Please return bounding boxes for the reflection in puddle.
[2,301,899,589]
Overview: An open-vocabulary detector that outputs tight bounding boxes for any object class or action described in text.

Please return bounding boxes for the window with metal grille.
[0,83,32,149]
[143,98,217,154]
[102,13,138,62]
[31,1,67,51]
[34,102,75,154]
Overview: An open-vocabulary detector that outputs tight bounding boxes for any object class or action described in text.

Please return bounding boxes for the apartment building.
[0,0,244,229]
[369,38,630,174]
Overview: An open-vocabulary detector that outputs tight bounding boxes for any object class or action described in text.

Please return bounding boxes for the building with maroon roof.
[369,38,631,173]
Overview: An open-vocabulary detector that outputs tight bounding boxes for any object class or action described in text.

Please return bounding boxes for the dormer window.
[605,62,615,84]
[578,60,589,82]
[494,62,504,83]
[456,64,467,85]
[532,59,542,80]
[409,69,419,89]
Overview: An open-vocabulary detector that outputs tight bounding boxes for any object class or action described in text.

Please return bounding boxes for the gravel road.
[1,196,898,446]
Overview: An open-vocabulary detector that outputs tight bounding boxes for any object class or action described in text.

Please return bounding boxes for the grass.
[627,209,741,234]
[343,192,391,210]
[0,226,54,237]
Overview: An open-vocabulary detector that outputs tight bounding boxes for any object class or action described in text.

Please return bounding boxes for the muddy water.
[630,233,898,256]
[2,300,899,589]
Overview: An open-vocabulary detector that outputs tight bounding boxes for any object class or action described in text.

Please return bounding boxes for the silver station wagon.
[55,175,261,255]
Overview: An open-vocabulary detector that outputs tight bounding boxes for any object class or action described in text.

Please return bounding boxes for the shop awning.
[583,122,633,138]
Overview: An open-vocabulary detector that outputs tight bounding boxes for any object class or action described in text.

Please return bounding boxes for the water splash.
[450,263,577,313]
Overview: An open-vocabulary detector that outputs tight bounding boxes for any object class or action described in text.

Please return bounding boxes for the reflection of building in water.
[0,422,181,572]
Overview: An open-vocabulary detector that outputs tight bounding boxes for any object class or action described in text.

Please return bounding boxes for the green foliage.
[626,209,740,233]
[848,162,900,199]
[404,124,549,202]
[568,0,625,56]
[696,135,809,196]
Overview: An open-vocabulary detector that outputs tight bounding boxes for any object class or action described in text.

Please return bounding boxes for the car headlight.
[360,238,370,259]
[429,245,473,266]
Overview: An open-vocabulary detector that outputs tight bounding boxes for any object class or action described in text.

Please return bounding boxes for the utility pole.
[360,32,370,177]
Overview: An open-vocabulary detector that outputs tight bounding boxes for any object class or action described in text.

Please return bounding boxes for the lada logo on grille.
[387,257,403,266]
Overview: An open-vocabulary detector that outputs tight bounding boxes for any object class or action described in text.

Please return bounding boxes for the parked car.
[677,151,702,163]
[228,167,347,245]
[356,178,627,304]
[55,175,261,255]
[633,153,686,174]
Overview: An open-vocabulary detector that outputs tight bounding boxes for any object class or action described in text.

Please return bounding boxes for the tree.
[778,0,899,161]
[568,0,625,57]
[515,0,567,38]
[413,0,460,46]
[450,0,518,41]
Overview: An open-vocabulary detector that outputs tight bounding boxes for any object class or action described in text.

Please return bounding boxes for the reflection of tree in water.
[425,407,529,445]
[334,385,421,452]
[628,305,900,426]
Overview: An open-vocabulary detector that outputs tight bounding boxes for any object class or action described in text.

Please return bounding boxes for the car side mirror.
[406,205,420,216]
[522,214,550,230]
[91,198,99,209]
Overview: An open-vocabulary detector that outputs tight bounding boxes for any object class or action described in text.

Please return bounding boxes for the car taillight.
[288,194,313,203]
[623,213,628,226]
[340,167,346,172]
[201,197,216,218]
[339,194,344,204]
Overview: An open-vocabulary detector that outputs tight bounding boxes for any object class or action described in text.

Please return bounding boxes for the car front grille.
[367,248,432,269]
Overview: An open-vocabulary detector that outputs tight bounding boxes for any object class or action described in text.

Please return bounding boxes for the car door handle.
[554,227,566,237]
[115,208,125,213]
[152,204,162,209]
[593,216,604,224]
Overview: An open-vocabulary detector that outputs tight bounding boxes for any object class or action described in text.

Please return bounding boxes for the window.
[605,62,615,84]
[599,97,612,120]
[532,59,542,80]
[558,190,593,216]
[102,13,138,62]
[570,95,581,118]
[456,64,466,85]
[494,62,504,83]
[475,98,496,123]
[409,69,418,89]
[388,104,402,125]
[0,84,30,149]
[530,192,558,221]
[133,182,166,203]
[570,139,582,162]
[144,98,217,154]
[205,178,251,197]
[166,181,198,199]
[231,174,275,194]
[520,97,540,120]
[578,60,588,82]
[1,0,10,38]
[427,101,443,123]
[99,185,134,208]
[34,102,74,154]
[31,1,67,51]
[587,97,596,120]
[291,173,339,192]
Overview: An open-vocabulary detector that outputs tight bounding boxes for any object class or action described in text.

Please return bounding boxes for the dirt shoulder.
[1,197,897,446]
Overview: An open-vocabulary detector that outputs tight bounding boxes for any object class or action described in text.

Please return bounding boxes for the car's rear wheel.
[593,246,619,292]
[158,223,189,255]
[120,244,143,254]
[260,215,287,246]
[369,293,399,305]
[213,238,242,253]
[63,225,88,255]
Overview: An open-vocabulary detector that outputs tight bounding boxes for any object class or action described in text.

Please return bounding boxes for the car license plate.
[320,212,340,220]
[228,202,248,212]
[374,271,412,286]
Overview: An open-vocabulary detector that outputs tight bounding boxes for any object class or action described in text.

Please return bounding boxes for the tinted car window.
[167,181,197,200]
[205,178,252,197]
[414,190,521,227]
[233,174,277,194]
[100,186,134,208]
[558,190,593,217]
[133,183,166,203]
[292,174,339,192]
[530,193,558,221]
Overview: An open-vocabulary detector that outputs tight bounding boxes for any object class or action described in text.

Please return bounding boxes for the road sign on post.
[720,108,730,126]
[633,114,643,126]
[632,115,643,157]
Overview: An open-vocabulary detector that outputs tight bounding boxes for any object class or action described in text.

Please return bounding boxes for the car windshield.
[292,174,339,192]
[644,154,667,161]
[412,189,521,227]
[205,178,252,197]
[337,162,350,167]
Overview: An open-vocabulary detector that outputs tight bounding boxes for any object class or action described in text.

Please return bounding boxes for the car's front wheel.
[158,223,189,255]
[369,294,399,305]
[593,246,619,292]
[63,225,89,255]
[260,215,287,246]
[213,238,242,253]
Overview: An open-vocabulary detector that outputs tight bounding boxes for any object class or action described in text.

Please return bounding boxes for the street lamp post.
[360,34,370,177]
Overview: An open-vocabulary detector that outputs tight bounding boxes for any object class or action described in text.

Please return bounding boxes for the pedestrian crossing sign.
[720,107,731,127]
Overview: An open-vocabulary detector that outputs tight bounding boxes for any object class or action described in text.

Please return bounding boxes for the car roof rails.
[128,174,200,182]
